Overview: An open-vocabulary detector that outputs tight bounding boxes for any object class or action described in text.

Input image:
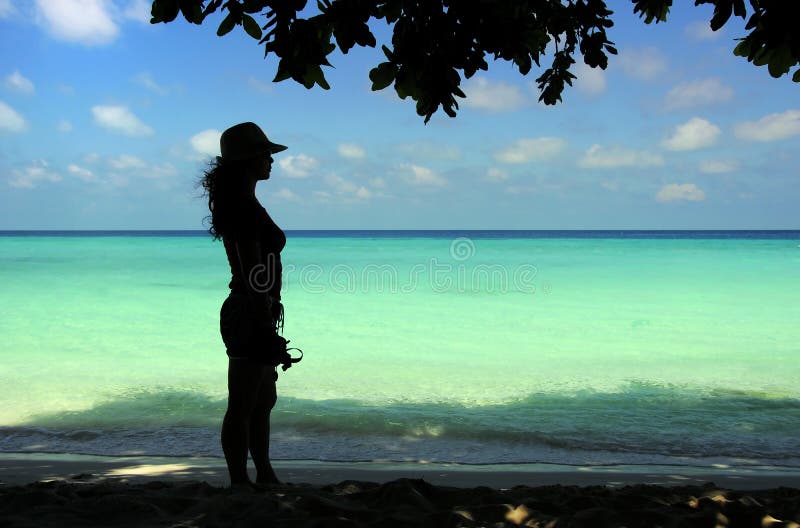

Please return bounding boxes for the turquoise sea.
[1,231,799,469]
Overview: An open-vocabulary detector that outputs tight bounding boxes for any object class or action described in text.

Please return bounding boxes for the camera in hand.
[260,331,303,371]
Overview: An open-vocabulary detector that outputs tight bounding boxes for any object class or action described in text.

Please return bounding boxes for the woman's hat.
[219,122,287,161]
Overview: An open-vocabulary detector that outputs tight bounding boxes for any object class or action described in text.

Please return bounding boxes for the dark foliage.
[150,0,799,123]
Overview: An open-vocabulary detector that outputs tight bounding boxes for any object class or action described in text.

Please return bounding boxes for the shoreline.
[2,452,799,490]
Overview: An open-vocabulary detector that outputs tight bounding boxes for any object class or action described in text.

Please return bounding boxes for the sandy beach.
[1,454,799,527]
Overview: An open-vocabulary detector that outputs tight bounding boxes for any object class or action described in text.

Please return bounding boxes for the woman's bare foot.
[256,466,281,485]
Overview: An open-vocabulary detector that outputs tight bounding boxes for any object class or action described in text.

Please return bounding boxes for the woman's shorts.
[220,293,273,360]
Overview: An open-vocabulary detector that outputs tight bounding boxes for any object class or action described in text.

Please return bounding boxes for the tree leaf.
[732,0,746,18]
[369,62,395,90]
[201,0,223,20]
[217,13,236,36]
[793,69,800,83]
[767,46,794,78]
[302,66,330,90]
[395,75,413,99]
[733,40,750,58]
[243,0,266,14]
[151,0,179,23]
[312,65,331,89]
[709,2,733,31]
[753,48,771,67]
[242,14,263,39]
[273,65,292,83]
[178,0,202,24]
[362,31,377,49]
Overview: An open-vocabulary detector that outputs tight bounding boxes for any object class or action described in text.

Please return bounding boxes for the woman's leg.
[249,368,279,484]
[221,358,267,485]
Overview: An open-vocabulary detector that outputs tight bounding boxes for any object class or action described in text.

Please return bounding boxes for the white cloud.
[494,137,566,164]
[57,119,73,133]
[109,154,146,170]
[313,190,332,201]
[462,77,527,112]
[338,143,366,160]
[35,0,119,45]
[107,160,177,188]
[278,154,319,178]
[190,129,222,157]
[274,188,299,201]
[617,47,667,81]
[8,160,62,188]
[122,0,150,23]
[91,105,153,136]
[504,184,539,195]
[68,163,96,182]
[0,101,27,132]
[146,163,177,180]
[325,173,357,193]
[662,117,720,151]
[486,167,508,181]
[4,71,35,94]
[0,0,16,18]
[370,177,385,188]
[574,63,606,96]
[699,159,738,174]
[685,21,722,41]
[324,173,371,200]
[578,145,664,169]
[396,143,461,161]
[734,109,800,142]
[78,154,177,188]
[665,78,733,110]
[397,163,447,186]
[656,183,706,202]
[134,72,168,95]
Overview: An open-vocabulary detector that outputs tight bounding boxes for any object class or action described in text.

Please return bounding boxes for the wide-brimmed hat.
[219,122,287,161]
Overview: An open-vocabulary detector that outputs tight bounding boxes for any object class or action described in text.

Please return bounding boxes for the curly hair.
[197,157,251,240]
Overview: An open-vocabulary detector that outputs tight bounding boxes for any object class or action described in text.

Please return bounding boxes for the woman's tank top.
[221,199,286,299]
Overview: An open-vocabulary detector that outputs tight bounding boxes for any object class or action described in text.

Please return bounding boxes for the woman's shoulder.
[217,199,266,240]
[225,198,266,218]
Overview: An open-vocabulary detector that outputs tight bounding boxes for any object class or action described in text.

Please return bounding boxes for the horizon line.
[2,229,800,233]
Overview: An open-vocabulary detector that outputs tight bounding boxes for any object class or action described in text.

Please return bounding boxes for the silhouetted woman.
[199,122,287,488]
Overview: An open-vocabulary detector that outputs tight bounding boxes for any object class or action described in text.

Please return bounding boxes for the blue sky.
[0,0,798,229]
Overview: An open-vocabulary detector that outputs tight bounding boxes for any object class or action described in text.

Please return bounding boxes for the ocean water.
[1,230,799,468]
